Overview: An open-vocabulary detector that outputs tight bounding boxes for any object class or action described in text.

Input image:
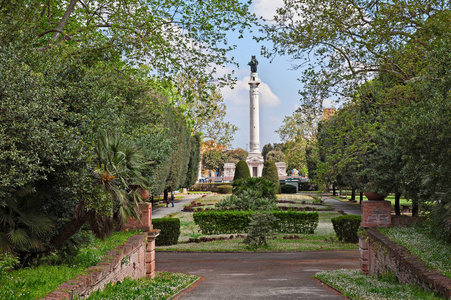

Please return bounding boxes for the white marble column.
[246,70,264,177]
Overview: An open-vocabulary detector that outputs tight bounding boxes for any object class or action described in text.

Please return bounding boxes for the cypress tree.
[262,160,280,194]
[233,160,251,181]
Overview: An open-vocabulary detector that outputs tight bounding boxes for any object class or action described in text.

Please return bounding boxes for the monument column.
[246,56,264,177]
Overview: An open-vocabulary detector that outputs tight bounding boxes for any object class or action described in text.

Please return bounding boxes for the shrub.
[262,160,280,193]
[271,211,319,234]
[233,160,250,181]
[194,210,318,234]
[216,185,233,194]
[153,218,181,246]
[331,215,361,243]
[232,177,276,200]
[281,184,297,194]
[190,183,231,192]
[244,212,276,249]
[193,211,253,234]
[216,189,277,211]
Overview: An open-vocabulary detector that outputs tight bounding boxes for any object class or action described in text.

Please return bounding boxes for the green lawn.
[315,269,442,300]
[86,271,198,300]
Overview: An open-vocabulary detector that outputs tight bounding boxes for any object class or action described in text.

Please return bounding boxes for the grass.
[379,226,451,279]
[314,269,443,300]
[0,230,136,300]
[86,271,199,300]
[156,210,358,252]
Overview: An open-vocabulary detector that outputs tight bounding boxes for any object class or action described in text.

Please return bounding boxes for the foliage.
[194,210,252,234]
[243,212,276,249]
[216,189,277,211]
[331,215,361,243]
[271,211,319,234]
[232,177,277,200]
[281,184,297,194]
[190,183,233,192]
[224,148,248,164]
[183,133,202,189]
[0,0,256,94]
[0,193,53,256]
[0,230,135,300]
[262,160,280,194]
[216,185,233,194]
[265,150,285,163]
[194,210,319,235]
[315,269,442,300]
[153,218,181,246]
[92,132,149,227]
[259,0,446,112]
[202,149,226,172]
[0,252,18,278]
[86,271,199,300]
[233,160,251,181]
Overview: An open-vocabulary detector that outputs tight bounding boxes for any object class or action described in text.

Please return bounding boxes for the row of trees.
[262,0,451,242]
[0,0,255,262]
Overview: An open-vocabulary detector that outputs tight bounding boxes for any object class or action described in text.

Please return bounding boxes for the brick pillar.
[124,203,159,279]
[360,200,391,274]
[361,200,391,228]
[359,237,370,274]
[146,230,160,278]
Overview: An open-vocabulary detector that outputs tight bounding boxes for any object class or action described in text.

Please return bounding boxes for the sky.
[219,0,331,150]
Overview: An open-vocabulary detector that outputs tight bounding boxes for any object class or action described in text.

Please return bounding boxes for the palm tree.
[50,132,151,248]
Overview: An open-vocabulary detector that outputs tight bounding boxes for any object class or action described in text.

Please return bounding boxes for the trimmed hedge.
[331,215,361,243]
[281,184,297,194]
[216,185,233,194]
[153,218,181,246]
[193,211,253,234]
[190,182,231,192]
[193,210,319,234]
[262,160,280,193]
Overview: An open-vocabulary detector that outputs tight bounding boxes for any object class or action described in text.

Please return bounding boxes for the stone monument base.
[246,153,264,178]
[361,200,392,228]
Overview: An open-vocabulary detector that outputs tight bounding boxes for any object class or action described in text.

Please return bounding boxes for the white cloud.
[252,0,284,21]
[222,76,281,107]
[270,116,281,122]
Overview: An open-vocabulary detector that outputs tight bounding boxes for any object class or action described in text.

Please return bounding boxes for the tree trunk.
[332,184,336,196]
[164,190,169,202]
[48,202,94,250]
[359,191,363,205]
[395,192,401,216]
[412,198,419,216]
[351,188,356,201]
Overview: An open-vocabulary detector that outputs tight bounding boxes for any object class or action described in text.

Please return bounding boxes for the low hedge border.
[193,210,319,235]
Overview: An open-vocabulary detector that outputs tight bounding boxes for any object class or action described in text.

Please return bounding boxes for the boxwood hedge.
[153,218,181,246]
[193,210,318,235]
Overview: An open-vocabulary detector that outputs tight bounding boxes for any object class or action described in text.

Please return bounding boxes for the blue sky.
[219,0,329,150]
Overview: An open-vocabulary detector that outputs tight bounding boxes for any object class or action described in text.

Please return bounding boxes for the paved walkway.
[301,192,362,216]
[157,250,359,299]
[152,193,202,219]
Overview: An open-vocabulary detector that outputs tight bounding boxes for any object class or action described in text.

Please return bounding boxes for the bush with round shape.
[281,184,297,194]
[262,160,280,193]
[233,160,250,181]
[153,218,181,246]
[331,215,361,243]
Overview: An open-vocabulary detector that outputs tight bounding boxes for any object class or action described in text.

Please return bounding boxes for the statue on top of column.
[248,55,258,72]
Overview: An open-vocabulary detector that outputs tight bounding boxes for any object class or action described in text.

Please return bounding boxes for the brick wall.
[42,203,159,300]
[362,228,451,299]
[42,233,147,299]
